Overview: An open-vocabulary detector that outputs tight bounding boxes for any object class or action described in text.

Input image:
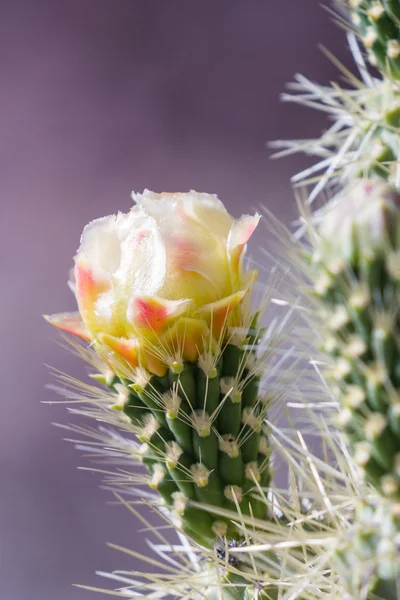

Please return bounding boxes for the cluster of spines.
[105,335,271,546]
[352,82,400,183]
[313,189,400,499]
[335,498,400,599]
[348,0,400,185]
[349,0,400,77]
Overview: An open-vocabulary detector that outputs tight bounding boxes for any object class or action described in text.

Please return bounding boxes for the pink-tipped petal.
[127,295,192,335]
[43,312,91,341]
[74,259,115,336]
[75,260,111,314]
[227,214,260,277]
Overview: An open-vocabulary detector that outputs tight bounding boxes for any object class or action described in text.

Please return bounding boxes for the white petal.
[181,191,233,239]
[78,214,121,274]
[77,210,141,275]
[132,189,232,239]
[116,211,166,296]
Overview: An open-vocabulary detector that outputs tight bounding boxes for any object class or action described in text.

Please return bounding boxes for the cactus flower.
[46,190,259,375]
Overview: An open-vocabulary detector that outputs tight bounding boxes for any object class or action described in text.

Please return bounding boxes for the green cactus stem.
[107,331,271,547]
[313,179,400,499]
[350,0,400,79]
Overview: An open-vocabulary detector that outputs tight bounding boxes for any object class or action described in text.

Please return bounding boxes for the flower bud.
[317,180,400,267]
[46,190,259,375]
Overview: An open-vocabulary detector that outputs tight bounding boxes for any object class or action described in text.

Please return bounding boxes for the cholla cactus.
[46,188,363,598]
[301,178,400,598]
[58,359,360,600]
[46,190,272,547]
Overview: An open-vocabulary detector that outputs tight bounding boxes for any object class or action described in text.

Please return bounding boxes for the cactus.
[68,387,356,600]
[270,4,400,594]
[271,70,400,202]
[49,248,358,599]
[45,189,284,594]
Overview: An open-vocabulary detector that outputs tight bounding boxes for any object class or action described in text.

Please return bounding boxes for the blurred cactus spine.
[350,0,400,77]
[334,498,400,598]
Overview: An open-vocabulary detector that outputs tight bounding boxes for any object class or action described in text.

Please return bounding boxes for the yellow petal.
[161,317,209,363]
[197,291,246,337]
[139,344,168,377]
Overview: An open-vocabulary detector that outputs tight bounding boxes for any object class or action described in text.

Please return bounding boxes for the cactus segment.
[241,373,259,409]
[132,377,168,426]
[196,365,221,413]
[148,463,178,504]
[166,446,196,499]
[194,470,225,507]
[107,333,271,546]
[314,180,400,498]
[221,344,244,377]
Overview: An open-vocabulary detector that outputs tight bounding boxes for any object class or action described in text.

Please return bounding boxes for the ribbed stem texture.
[313,180,400,499]
[112,334,271,546]
[312,179,400,598]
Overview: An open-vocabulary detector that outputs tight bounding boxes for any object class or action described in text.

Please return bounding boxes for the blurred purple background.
[0,1,354,598]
